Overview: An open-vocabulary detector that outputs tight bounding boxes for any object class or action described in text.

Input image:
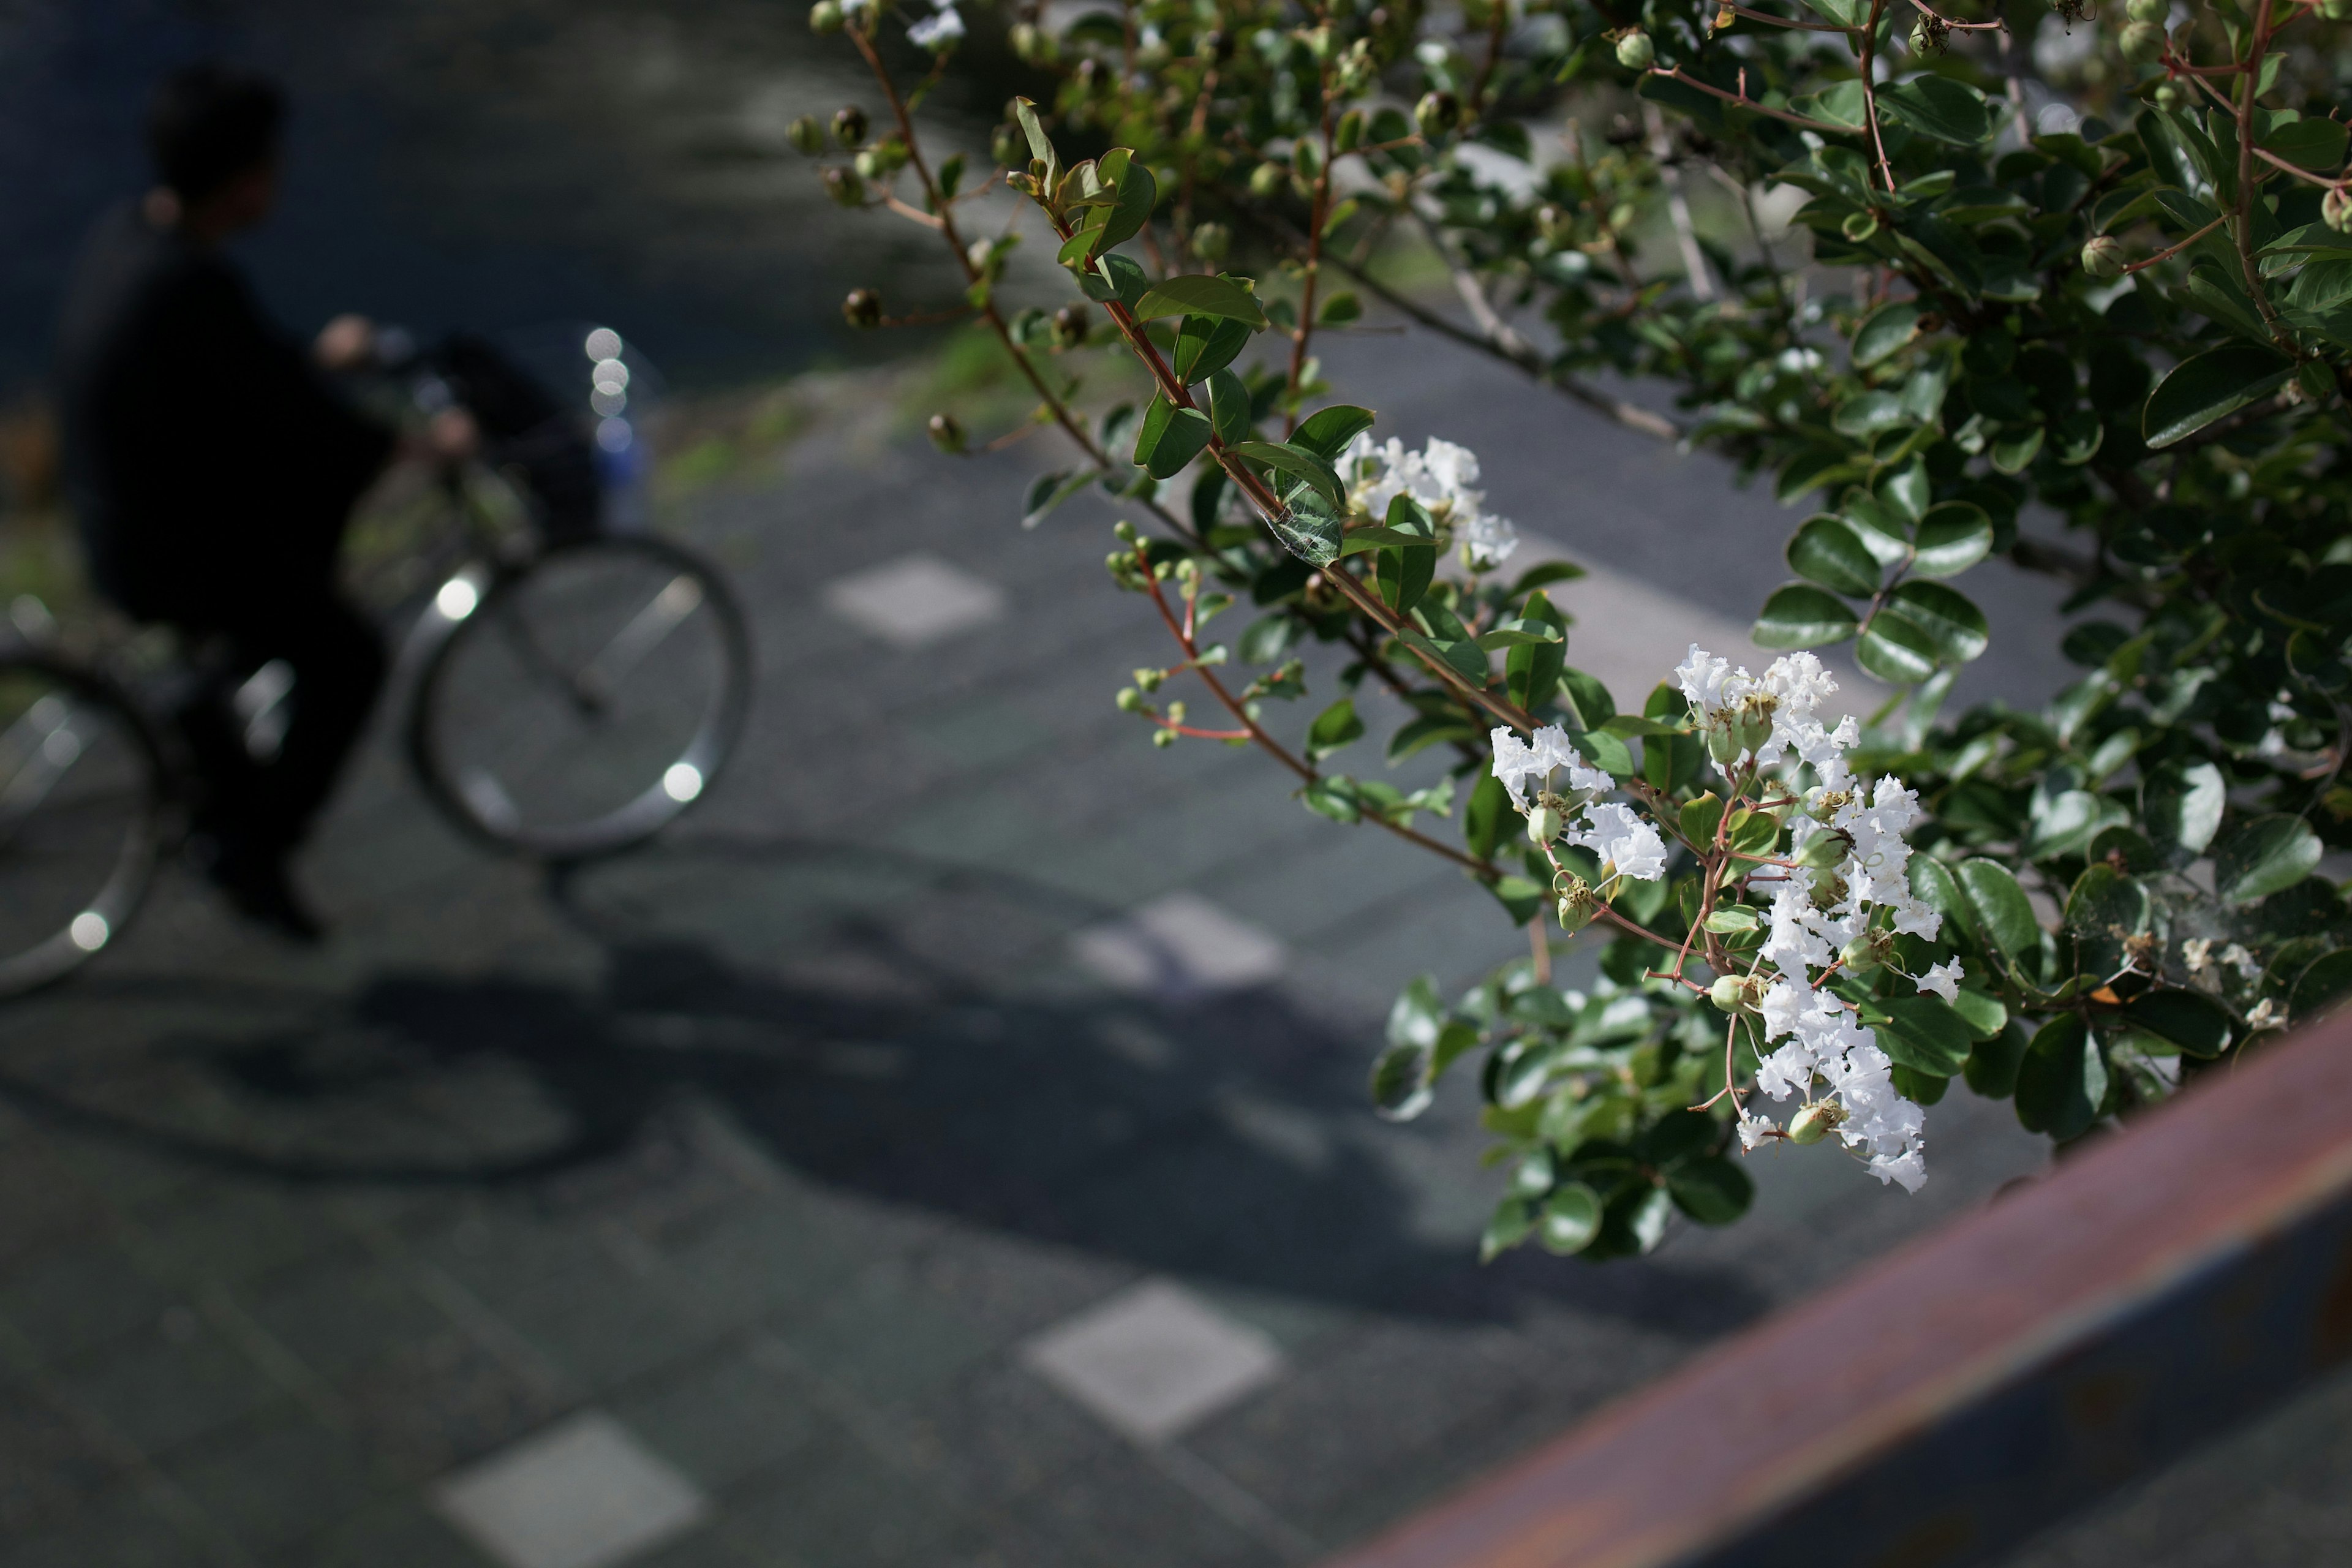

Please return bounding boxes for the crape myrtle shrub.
[798,0,2352,1259]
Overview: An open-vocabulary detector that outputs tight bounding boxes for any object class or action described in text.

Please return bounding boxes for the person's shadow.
[0,834,1766,1333]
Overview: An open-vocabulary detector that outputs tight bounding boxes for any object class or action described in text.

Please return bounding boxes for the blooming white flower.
[2222,943,2262,981]
[908,1,964,47]
[2181,937,2214,977]
[2246,996,2283,1030]
[1571,801,1668,883]
[1676,644,1855,769]
[1735,1105,1779,1151]
[1917,960,1964,1003]
[1488,724,1608,810]
[1339,432,1518,567]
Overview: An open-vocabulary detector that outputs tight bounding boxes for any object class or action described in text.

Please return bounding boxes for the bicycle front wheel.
[0,652,170,997]
[409,537,752,859]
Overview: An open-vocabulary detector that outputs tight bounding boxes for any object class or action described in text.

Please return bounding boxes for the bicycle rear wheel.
[0,653,170,997]
[409,537,751,859]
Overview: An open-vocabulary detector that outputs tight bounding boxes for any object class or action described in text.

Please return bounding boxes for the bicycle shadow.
[0,834,1770,1333]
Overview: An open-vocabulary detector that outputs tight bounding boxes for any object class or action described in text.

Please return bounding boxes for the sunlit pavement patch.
[1020,1278,1284,1444]
[431,1411,709,1568]
[1069,892,1287,1003]
[823,552,1005,649]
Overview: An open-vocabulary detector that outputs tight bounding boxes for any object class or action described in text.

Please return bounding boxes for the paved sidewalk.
[0,339,2060,1567]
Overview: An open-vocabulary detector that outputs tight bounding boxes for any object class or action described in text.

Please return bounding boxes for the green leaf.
[1209,369,1253,448]
[1132,273,1268,327]
[1376,543,1436,616]
[1787,516,1882,597]
[1535,1183,1604,1253]
[1856,611,1939,684]
[1172,315,1253,385]
[1506,591,1569,712]
[1305,697,1365,761]
[1291,404,1376,459]
[1872,995,1974,1076]
[1480,1197,1537,1261]
[1956,858,2040,960]
[2262,116,2349,172]
[1558,667,1615,730]
[2065,863,2153,978]
[2141,759,2225,865]
[1370,1041,1433,1120]
[1852,301,1923,368]
[1267,488,1343,568]
[2143,343,2295,450]
[1875,76,1993,144]
[1948,987,2007,1041]
[1132,395,1214,480]
[1232,441,1343,507]
[1666,1158,1753,1226]
[1964,1020,2031,1099]
[2258,222,2352,257]
[2016,1014,2104,1140]
[1238,613,1300,665]
[1023,469,1098,529]
[2214,813,2324,904]
[2291,949,2352,1020]
[1099,159,1158,249]
[1910,503,1994,578]
[1883,581,1990,662]
[1012,96,1054,165]
[1754,584,1861,650]
[2119,988,2233,1058]
[1464,771,1510,862]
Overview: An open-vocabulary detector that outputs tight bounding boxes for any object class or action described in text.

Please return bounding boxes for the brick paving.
[0,336,2099,1567]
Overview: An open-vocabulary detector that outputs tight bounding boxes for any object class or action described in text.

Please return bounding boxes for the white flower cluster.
[907,0,965,48]
[1488,725,1667,884]
[1734,673,1948,1193]
[1673,645,1856,770]
[1340,433,1520,568]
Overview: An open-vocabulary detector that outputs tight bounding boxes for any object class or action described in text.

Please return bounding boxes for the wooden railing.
[1327,1012,2352,1568]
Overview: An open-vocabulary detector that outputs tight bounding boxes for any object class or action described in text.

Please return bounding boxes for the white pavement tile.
[1069,891,1287,1001]
[1020,1279,1284,1444]
[824,552,1005,648]
[430,1411,710,1568]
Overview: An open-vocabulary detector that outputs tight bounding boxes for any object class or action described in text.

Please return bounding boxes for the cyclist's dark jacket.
[56,201,391,625]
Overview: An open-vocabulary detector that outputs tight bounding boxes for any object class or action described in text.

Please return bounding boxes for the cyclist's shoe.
[192,836,326,944]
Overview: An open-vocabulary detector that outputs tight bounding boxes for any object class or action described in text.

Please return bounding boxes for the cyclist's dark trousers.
[172,595,387,859]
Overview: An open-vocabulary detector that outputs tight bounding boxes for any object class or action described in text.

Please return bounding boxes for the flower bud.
[822,166,866,208]
[2326,187,2352,235]
[2119,20,2165,59]
[1113,519,1140,543]
[854,146,883,180]
[786,115,824,155]
[1249,162,1287,198]
[2081,233,2128,278]
[927,413,965,453]
[842,287,883,328]
[2325,0,2352,19]
[1152,726,1178,748]
[1840,929,1894,974]
[1796,831,1849,870]
[1294,137,1324,184]
[1841,210,1879,242]
[1116,687,1145,712]
[2124,0,2166,19]
[1615,30,1654,70]
[832,106,869,147]
[1554,874,1599,932]
[809,0,844,31]
[2150,80,2184,110]
[1414,91,1458,139]
[1787,1101,1845,1145]
[1706,723,1744,766]
[1526,804,1566,845]
[1907,18,1936,53]
[1191,222,1231,262]
[1054,304,1091,347]
[1335,109,1365,154]
[1708,973,1758,1014]
[1009,21,1054,61]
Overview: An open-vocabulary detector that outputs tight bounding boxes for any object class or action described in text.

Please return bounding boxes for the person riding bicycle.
[55,62,472,940]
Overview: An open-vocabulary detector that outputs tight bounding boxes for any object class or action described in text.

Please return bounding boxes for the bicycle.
[0,325,753,998]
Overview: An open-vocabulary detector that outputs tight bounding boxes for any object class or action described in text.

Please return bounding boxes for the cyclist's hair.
[146,62,286,202]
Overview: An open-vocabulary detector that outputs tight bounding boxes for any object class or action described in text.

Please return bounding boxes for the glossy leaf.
[1172,315,1254,385]
[1876,77,1994,144]
[1291,404,1377,459]
[1666,1159,1754,1225]
[1305,697,1365,761]
[1956,858,2040,960]
[1910,503,1994,577]
[2214,813,2324,904]
[2118,988,2233,1058]
[1536,1183,1604,1253]
[1787,516,1882,596]
[1852,301,1923,367]
[1856,610,1939,684]
[2143,343,2294,449]
[2016,1014,2105,1140]
[2141,760,2226,865]
[1754,583,1861,649]
[1872,995,1974,1076]
[1132,273,1269,326]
